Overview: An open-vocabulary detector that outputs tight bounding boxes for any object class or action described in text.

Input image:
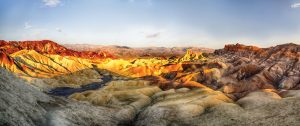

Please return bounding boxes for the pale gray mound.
[0,68,120,126]
[182,90,300,126]
[46,101,119,126]
[136,90,300,126]
[135,88,233,126]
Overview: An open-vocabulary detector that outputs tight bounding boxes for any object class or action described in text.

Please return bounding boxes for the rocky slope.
[1,68,299,126]
[214,43,300,99]
[0,68,135,126]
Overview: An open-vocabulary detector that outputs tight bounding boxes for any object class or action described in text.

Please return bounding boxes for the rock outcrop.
[214,43,300,98]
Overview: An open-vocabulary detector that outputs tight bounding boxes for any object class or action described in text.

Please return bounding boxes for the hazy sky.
[0,0,300,48]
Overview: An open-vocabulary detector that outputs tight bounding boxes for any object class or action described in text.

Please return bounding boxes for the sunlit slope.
[0,51,30,75]
[97,50,206,77]
[1,39,208,79]
[2,49,204,78]
[1,47,208,89]
[12,50,71,75]
[1,49,94,78]
[96,58,181,77]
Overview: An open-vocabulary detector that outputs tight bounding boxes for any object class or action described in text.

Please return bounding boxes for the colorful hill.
[0,40,114,59]
[0,40,299,95]
[0,40,208,89]
[0,41,300,126]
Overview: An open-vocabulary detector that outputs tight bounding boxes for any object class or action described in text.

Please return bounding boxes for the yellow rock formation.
[1,49,209,89]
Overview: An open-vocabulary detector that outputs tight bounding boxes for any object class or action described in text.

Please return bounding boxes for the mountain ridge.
[0,40,114,59]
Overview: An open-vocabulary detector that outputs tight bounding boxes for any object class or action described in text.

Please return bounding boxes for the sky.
[0,0,300,48]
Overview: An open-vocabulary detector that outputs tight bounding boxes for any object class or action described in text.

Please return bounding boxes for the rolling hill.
[0,40,299,125]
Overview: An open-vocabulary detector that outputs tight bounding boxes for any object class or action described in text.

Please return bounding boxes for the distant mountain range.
[64,44,214,58]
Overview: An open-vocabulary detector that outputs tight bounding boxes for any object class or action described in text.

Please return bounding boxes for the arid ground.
[0,40,300,126]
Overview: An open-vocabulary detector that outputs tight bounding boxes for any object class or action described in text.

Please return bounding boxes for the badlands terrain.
[0,40,300,126]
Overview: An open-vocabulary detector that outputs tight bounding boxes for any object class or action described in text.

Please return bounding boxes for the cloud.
[56,27,62,32]
[146,32,160,38]
[291,3,300,8]
[24,22,32,29]
[43,0,61,7]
